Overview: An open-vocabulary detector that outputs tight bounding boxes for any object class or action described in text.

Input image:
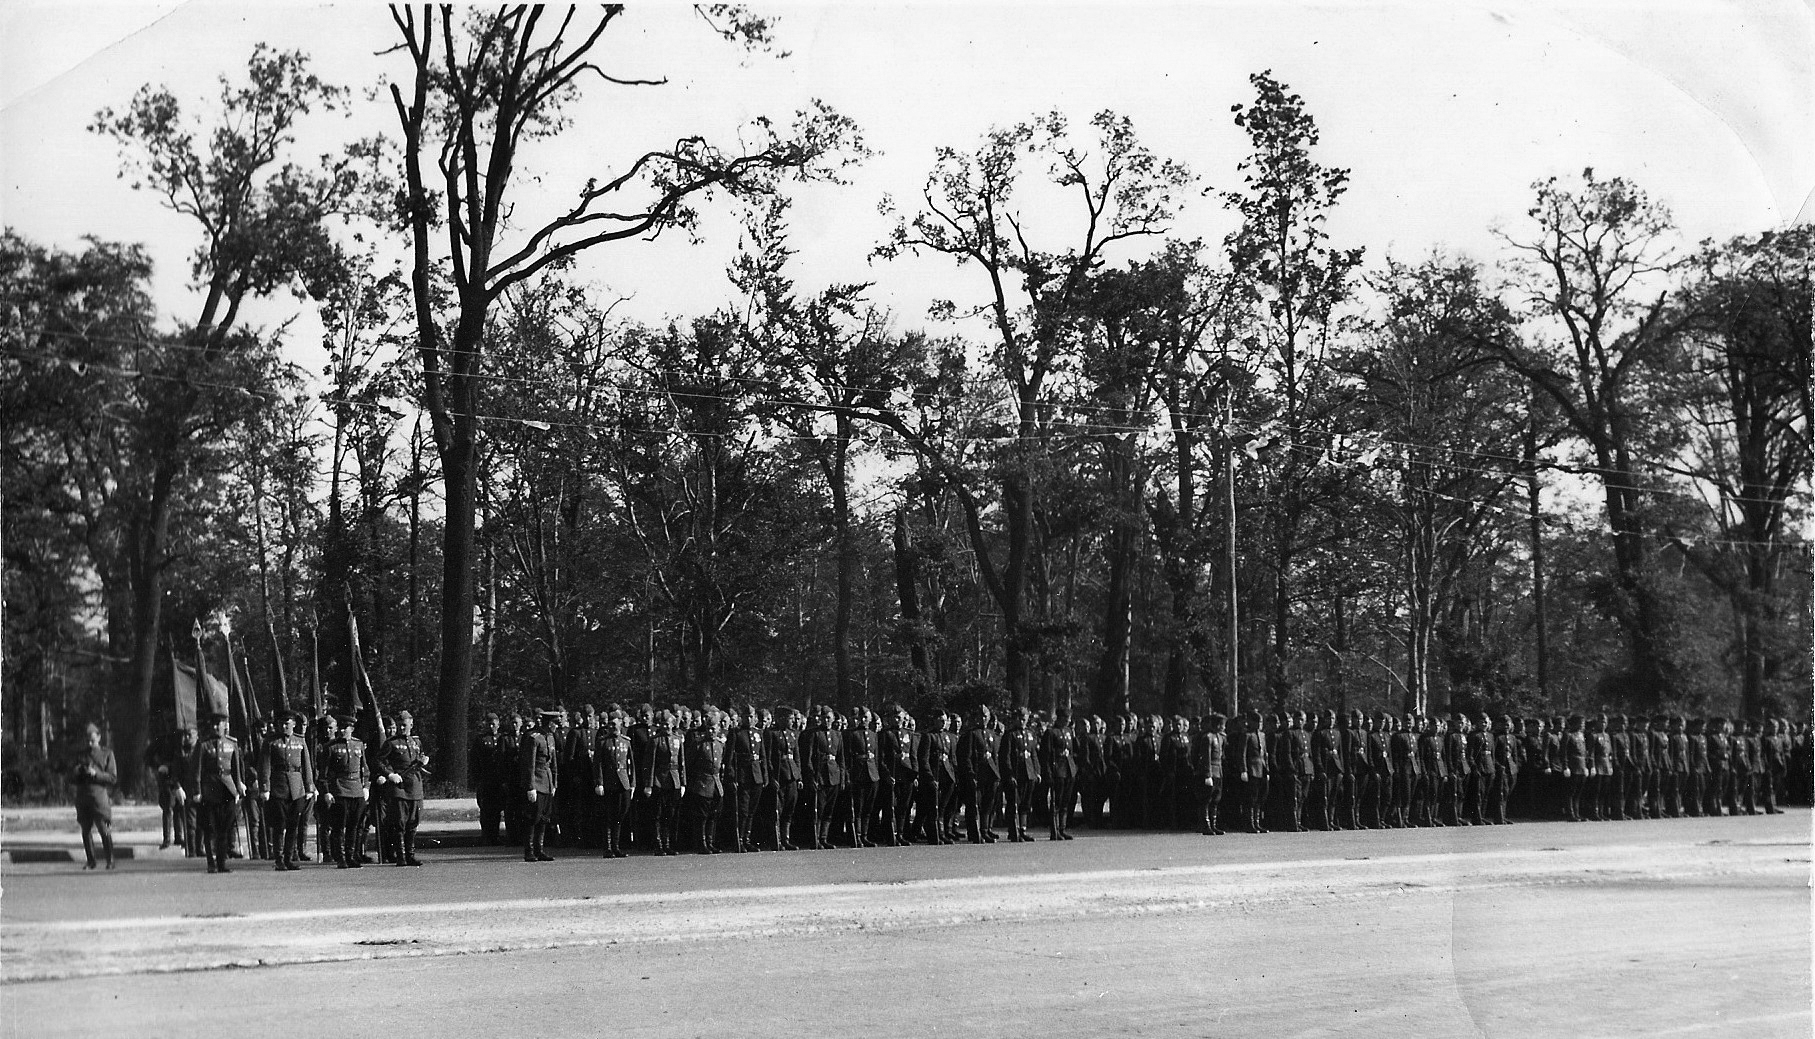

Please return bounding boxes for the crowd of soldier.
[118,701,1807,872]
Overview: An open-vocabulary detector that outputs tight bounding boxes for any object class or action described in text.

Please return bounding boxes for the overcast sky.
[3,0,1810,377]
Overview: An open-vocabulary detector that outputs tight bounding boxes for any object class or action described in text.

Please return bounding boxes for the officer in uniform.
[959,705,1002,843]
[520,708,561,861]
[650,708,687,855]
[999,708,1043,843]
[1234,709,1269,833]
[381,710,429,867]
[470,713,511,845]
[191,712,246,873]
[146,726,192,851]
[259,711,315,871]
[1040,710,1078,840]
[804,707,845,850]
[880,705,920,846]
[917,710,958,844]
[1390,714,1420,828]
[1192,713,1227,835]
[72,722,119,870]
[766,708,803,850]
[726,706,769,853]
[687,707,728,854]
[1365,712,1393,828]
[321,712,370,867]
[844,708,882,848]
[1489,715,1518,825]
[592,707,637,857]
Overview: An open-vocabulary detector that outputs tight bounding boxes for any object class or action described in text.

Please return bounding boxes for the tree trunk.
[120,457,178,797]
[434,419,478,790]
[831,422,855,706]
[891,509,931,699]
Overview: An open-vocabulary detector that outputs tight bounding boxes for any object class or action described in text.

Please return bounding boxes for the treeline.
[2,13,1808,796]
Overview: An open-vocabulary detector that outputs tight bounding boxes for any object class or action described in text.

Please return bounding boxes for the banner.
[170,655,229,728]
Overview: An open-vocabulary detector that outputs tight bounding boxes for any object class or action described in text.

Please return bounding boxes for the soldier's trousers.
[1562,774,1584,821]
[805,782,834,847]
[1341,773,1363,828]
[267,796,304,864]
[881,777,916,842]
[199,800,238,868]
[771,780,800,848]
[847,781,877,845]
[1046,774,1074,835]
[1243,775,1269,832]
[242,796,267,858]
[158,784,186,847]
[1199,780,1223,833]
[316,794,337,859]
[1314,774,1338,829]
[1685,772,1707,815]
[333,795,366,864]
[1391,773,1416,826]
[654,789,682,851]
[1002,778,1033,837]
[1622,770,1645,818]
[1286,775,1310,830]
[966,778,999,841]
[384,798,421,859]
[1487,772,1511,823]
[477,786,506,844]
[598,790,631,853]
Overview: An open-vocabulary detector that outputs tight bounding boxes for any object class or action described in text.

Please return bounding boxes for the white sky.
[2,0,1810,386]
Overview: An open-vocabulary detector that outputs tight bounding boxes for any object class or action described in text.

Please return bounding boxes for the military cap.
[334,711,358,726]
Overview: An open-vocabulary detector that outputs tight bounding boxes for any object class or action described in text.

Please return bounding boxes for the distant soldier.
[997,708,1042,843]
[591,708,636,858]
[1560,716,1589,822]
[1489,716,1518,825]
[380,710,429,867]
[1340,711,1368,830]
[146,726,191,851]
[626,704,657,850]
[72,722,119,871]
[321,712,369,868]
[1418,716,1449,827]
[1237,709,1270,834]
[1622,715,1649,820]
[917,710,959,845]
[1193,713,1228,835]
[1390,714,1420,828]
[1365,712,1394,828]
[1039,711,1078,841]
[686,707,728,854]
[1681,716,1705,817]
[259,712,315,871]
[649,709,687,855]
[191,712,247,873]
[470,713,511,845]
[519,709,561,862]
[726,707,770,853]
[844,708,882,848]
[1705,718,1733,816]
[1105,715,1135,828]
[804,708,845,850]
[880,705,920,846]
[960,705,1002,844]
[1310,711,1343,831]
[1283,712,1314,832]
[766,709,804,851]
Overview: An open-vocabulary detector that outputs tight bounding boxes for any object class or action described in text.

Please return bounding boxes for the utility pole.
[1225,382,1241,720]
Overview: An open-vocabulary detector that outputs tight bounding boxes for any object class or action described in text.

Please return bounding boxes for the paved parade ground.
[3,811,1809,1038]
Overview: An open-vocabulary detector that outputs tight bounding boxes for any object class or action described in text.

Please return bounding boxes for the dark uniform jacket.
[1286,728,1314,777]
[1369,728,1395,779]
[593,732,636,793]
[381,734,427,800]
[1446,730,1473,777]
[1105,732,1134,785]
[845,728,881,784]
[1192,731,1226,783]
[1493,732,1520,774]
[687,730,727,799]
[1681,732,1703,773]
[652,731,687,791]
[1040,726,1077,782]
[1000,729,1042,785]
[1392,729,1423,777]
[807,728,845,787]
[260,734,314,800]
[882,728,919,784]
[1469,730,1494,776]
[519,730,560,795]
[1240,729,1269,778]
[1590,732,1614,776]
[1080,729,1106,780]
[1561,732,1590,776]
[960,726,1000,784]
[919,730,957,785]
[470,730,514,792]
[1311,727,1343,779]
[629,722,657,791]
[729,727,770,788]
[767,728,803,784]
[1419,732,1448,779]
[1628,729,1652,771]
[72,746,118,812]
[1341,728,1369,778]
[194,735,247,803]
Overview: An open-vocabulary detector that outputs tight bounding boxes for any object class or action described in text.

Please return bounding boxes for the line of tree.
[3,12,1808,797]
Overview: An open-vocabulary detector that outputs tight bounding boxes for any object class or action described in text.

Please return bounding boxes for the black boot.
[404,833,423,867]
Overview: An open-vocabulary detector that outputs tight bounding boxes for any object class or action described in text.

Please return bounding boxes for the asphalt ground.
[3,810,1809,1038]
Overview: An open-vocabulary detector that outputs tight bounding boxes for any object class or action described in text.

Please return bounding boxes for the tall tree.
[86,48,370,788]
[386,5,861,783]
[1221,71,1364,706]
[1492,169,1692,701]
[878,110,1189,707]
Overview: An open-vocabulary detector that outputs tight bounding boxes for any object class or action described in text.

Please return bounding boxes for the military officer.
[649,709,687,855]
[1039,710,1079,840]
[192,712,247,874]
[321,712,370,867]
[960,705,1002,844]
[686,707,729,854]
[844,707,882,847]
[725,706,769,853]
[805,707,846,850]
[1192,713,1228,835]
[766,708,804,850]
[918,709,959,844]
[519,708,561,862]
[591,707,637,857]
[258,712,315,871]
[380,710,429,867]
[880,705,920,846]
[998,708,1043,843]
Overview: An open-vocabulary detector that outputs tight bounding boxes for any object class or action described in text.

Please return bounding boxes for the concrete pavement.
[3,810,1808,1037]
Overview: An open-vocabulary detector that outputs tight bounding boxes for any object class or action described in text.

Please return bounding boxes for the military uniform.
[259,723,314,870]
[192,722,247,873]
[766,722,803,850]
[805,721,844,849]
[844,722,881,847]
[470,723,513,845]
[592,727,637,857]
[380,726,427,866]
[727,722,770,853]
[1039,722,1078,840]
[1192,723,1227,835]
[917,720,958,844]
[651,723,687,855]
[960,719,1001,844]
[686,725,728,854]
[880,722,920,846]
[999,721,1043,843]
[322,722,370,867]
[518,718,560,861]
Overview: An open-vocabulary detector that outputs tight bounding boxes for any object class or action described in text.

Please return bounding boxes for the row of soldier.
[144,708,430,872]
[133,701,1807,872]
[467,703,1809,860]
